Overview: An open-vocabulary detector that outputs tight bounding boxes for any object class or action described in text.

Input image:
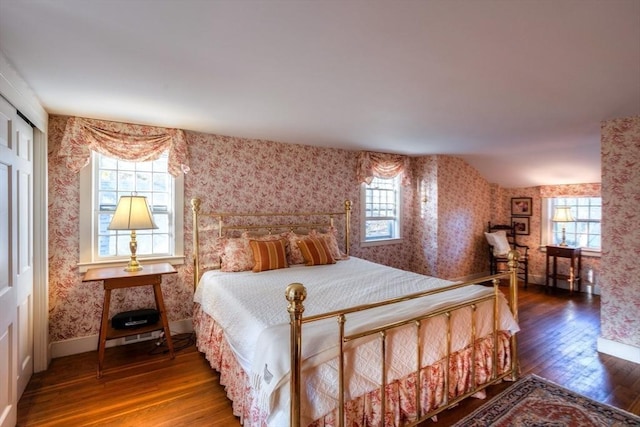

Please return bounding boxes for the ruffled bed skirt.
[193,303,512,427]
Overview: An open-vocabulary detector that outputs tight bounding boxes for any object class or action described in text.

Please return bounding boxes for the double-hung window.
[361,176,402,245]
[543,197,601,252]
[79,151,184,271]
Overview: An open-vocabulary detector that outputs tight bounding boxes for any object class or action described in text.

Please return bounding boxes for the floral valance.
[539,183,601,198]
[357,151,412,186]
[59,116,189,176]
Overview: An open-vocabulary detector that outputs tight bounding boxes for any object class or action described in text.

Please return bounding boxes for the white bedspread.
[194,257,519,425]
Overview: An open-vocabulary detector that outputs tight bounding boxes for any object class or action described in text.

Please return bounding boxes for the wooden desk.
[83,262,177,378]
[545,246,581,293]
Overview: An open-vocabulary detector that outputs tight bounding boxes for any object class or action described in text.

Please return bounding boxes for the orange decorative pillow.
[297,237,336,266]
[249,239,288,272]
[310,227,345,260]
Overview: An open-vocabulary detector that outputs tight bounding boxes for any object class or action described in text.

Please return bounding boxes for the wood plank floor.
[18,285,640,426]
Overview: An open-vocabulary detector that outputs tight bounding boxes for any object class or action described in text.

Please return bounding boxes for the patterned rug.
[453,374,640,426]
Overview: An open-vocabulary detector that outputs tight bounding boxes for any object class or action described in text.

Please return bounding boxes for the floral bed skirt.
[193,303,513,426]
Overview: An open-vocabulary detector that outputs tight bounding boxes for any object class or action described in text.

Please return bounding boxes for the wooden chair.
[486,222,529,288]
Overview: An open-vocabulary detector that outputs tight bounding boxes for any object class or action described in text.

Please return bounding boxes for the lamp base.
[124,257,143,272]
[558,242,568,247]
[124,231,142,272]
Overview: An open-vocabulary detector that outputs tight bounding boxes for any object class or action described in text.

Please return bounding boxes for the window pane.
[98,213,114,234]
[136,172,152,192]
[99,155,118,169]
[366,220,394,240]
[98,192,118,210]
[118,171,135,192]
[98,234,116,257]
[153,234,169,253]
[117,159,136,171]
[99,170,117,191]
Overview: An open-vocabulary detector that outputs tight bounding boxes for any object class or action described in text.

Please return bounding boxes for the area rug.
[453,374,640,426]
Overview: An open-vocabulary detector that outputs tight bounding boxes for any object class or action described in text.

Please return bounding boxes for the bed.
[191,198,520,427]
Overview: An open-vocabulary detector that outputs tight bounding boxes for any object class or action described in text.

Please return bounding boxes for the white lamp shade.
[108,196,158,230]
[552,206,574,222]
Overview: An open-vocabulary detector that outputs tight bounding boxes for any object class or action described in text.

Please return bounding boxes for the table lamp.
[108,195,158,271]
[552,206,574,247]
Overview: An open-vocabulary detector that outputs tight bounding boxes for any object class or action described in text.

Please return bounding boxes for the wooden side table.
[82,262,177,378]
[545,246,582,293]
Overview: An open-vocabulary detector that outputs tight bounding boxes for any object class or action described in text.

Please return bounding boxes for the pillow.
[297,237,336,266]
[484,230,511,256]
[285,231,306,265]
[249,239,288,272]
[220,237,254,272]
[310,227,345,260]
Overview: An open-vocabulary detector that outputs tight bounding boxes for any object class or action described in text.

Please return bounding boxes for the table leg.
[569,263,575,294]
[545,253,550,292]
[97,288,111,378]
[153,282,174,359]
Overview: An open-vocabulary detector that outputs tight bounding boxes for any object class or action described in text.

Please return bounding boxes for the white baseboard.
[597,337,640,364]
[51,318,193,359]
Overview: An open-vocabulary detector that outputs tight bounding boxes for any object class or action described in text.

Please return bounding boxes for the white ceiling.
[1,0,639,187]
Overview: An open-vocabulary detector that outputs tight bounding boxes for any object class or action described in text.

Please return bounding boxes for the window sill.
[361,238,404,248]
[538,246,601,258]
[78,256,185,273]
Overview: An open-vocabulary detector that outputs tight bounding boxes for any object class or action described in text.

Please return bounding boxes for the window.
[79,151,184,271]
[544,197,601,251]
[361,176,402,245]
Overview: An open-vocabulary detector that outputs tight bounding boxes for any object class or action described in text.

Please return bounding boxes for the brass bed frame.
[191,198,520,427]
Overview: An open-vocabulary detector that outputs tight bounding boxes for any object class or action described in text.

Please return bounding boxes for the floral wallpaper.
[48,112,626,350]
[600,116,640,348]
[48,116,418,341]
[411,156,491,279]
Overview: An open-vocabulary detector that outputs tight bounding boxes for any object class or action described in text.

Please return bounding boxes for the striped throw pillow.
[249,239,288,272]
[297,238,336,266]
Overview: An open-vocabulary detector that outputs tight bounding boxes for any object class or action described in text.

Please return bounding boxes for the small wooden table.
[545,246,582,293]
[83,262,177,378]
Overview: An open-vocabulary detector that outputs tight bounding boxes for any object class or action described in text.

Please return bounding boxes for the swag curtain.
[59,116,189,176]
[539,183,601,198]
[356,151,411,186]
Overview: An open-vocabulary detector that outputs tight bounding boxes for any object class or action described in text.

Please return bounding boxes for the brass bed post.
[286,283,307,427]
[344,200,351,256]
[508,249,520,380]
[191,198,201,290]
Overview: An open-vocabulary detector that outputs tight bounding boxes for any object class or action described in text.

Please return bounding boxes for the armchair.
[485,222,529,288]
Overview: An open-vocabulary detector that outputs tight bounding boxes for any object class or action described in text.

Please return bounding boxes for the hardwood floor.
[18,286,640,426]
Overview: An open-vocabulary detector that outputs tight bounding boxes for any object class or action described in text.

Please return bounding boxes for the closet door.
[0,96,34,427]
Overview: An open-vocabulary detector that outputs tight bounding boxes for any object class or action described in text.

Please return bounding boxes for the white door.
[0,96,34,427]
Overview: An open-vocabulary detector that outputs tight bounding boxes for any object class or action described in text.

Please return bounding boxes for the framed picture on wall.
[512,217,530,235]
[511,197,532,216]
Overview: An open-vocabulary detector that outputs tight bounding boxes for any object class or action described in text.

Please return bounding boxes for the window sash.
[95,152,174,260]
[545,197,601,250]
[78,151,184,272]
[362,176,401,243]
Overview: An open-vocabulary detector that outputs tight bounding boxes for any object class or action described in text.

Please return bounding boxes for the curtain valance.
[59,116,189,176]
[356,151,411,186]
[539,183,601,198]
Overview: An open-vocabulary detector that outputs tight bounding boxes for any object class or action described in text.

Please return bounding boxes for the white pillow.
[484,230,511,256]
